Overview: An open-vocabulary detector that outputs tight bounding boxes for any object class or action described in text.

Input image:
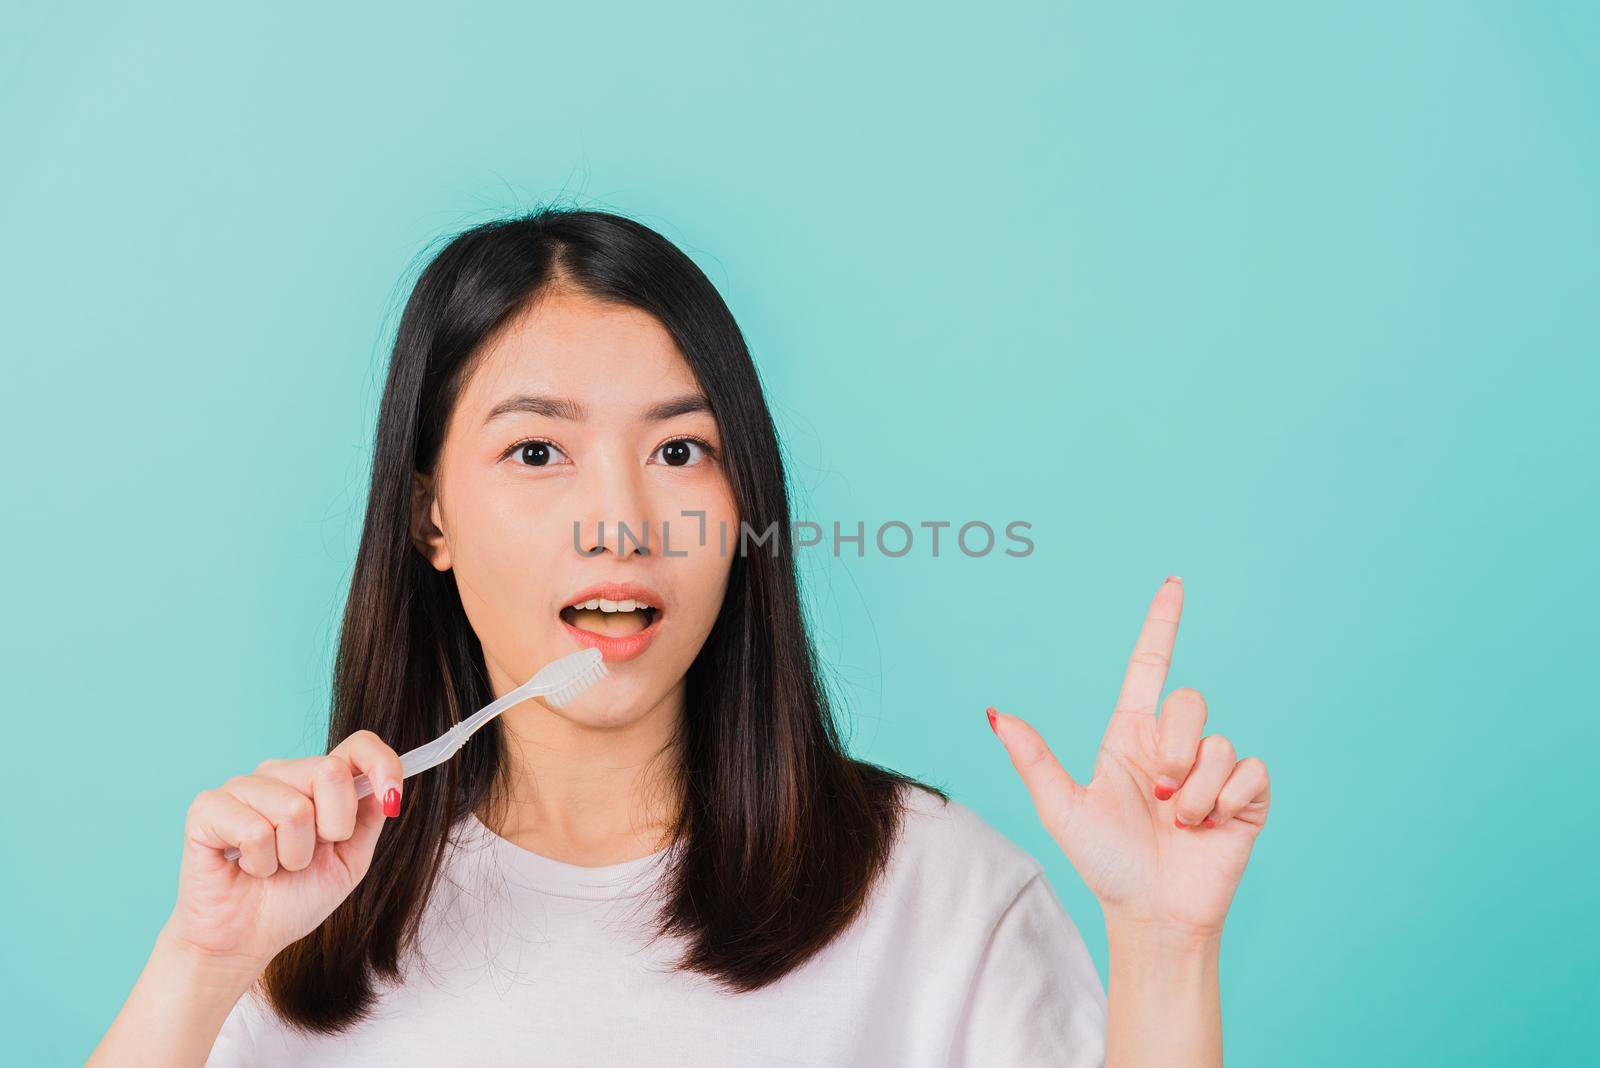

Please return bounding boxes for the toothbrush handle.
[221,731,462,862]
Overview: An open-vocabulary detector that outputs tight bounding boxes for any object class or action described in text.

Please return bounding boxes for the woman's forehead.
[464,292,701,412]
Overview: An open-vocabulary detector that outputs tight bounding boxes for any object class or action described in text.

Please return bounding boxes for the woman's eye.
[512,440,569,467]
[654,438,709,467]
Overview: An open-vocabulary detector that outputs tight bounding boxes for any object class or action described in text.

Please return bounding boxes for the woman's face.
[410,287,738,728]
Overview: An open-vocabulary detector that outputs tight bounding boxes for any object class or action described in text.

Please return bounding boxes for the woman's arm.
[90,732,408,1065]
[1105,920,1221,1066]
[89,920,266,1067]
[988,577,1271,1068]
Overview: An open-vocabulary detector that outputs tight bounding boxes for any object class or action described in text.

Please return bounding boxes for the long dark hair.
[261,206,947,1033]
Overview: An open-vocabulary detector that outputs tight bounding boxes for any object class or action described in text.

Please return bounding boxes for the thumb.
[987,706,1082,836]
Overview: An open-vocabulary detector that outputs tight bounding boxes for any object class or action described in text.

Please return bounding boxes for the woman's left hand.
[988,577,1271,938]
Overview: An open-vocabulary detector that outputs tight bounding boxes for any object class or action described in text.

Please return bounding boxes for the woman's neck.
[476,679,685,867]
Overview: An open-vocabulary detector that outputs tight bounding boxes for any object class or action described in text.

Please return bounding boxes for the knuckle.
[1169,686,1206,709]
[224,774,254,794]
[1129,650,1171,669]
[286,794,315,824]
[316,756,349,783]
[1239,755,1268,779]
[1017,739,1056,773]
[253,757,282,775]
[1203,734,1237,762]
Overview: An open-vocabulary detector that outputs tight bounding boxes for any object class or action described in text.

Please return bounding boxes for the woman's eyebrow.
[483,393,586,425]
[642,393,711,421]
[481,391,709,426]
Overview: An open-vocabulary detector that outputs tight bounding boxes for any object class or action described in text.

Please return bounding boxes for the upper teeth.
[571,598,649,613]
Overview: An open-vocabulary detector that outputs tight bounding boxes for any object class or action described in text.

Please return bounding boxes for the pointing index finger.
[1110,577,1184,722]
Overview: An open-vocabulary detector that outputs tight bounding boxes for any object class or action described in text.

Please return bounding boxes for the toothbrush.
[222,647,608,862]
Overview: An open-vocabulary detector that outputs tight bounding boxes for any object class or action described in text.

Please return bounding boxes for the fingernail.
[383,786,401,818]
[1153,776,1179,801]
[985,706,1000,737]
[1174,816,1191,828]
[1165,575,1183,586]
[1202,817,1217,828]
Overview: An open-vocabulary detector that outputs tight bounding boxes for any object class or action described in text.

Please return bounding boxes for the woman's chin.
[548,690,658,729]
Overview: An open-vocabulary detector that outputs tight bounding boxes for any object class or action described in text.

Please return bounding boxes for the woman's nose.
[574,457,654,558]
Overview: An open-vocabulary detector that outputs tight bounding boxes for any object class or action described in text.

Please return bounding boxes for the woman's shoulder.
[881,784,1108,1062]
[882,780,1049,909]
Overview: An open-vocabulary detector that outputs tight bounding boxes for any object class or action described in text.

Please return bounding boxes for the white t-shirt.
[205,784,1107,1066]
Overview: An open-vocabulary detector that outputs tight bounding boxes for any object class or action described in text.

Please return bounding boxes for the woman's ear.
[409,471,452,570]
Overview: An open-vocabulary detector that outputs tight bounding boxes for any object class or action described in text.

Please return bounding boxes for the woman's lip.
[560,581,665,611]
[561,610,662,663]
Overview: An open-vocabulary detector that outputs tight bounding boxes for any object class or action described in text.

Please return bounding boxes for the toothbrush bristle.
[545,658,608,708]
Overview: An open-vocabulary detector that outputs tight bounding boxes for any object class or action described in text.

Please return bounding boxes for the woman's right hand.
[159,730,406,975]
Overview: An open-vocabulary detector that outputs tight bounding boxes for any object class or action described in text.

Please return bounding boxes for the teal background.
[2,2,1596,1063]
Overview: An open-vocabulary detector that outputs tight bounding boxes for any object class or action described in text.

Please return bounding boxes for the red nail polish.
[985,707,999,736]
[383,787,401,818]
[1153,785,1175,801]
[1202,817,1216,828]
[1174,816,1189,828]
[1166,575,1183,586]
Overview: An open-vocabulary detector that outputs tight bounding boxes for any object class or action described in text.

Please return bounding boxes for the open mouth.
[558,597,659,637]
[557,584,665,662]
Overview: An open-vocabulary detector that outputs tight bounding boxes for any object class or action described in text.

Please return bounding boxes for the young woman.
[91,209,1271,1066]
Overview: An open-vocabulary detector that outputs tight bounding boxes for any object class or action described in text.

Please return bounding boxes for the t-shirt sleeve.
[950,869,1108,1067]
[203,987,261,1067]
